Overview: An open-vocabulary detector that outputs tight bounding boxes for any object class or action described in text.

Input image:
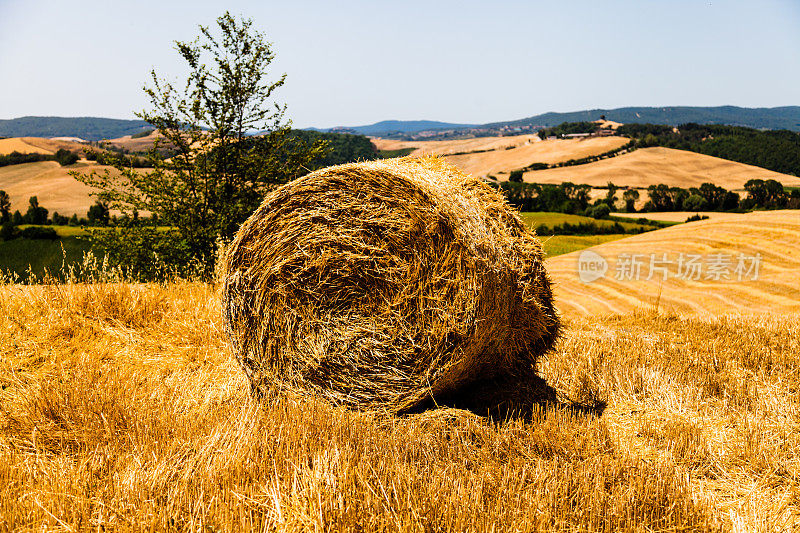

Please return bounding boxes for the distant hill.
[495,106,800,131]
[320,106,800,140]
[311,120,476,137]
[0,116,151,141]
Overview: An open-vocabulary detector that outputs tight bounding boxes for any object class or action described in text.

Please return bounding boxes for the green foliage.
[11,210,23,225]
[589,203,611,219]
[87,201,110,226]
[0,190,10,223]
[51,212,69,225]
[289,130,377,166]
[537,122,599,139]
[20,226,58,240]
[54,149,79,166]
[0,117,151,141]
[0,221,18,241]
[0,151,55,167]
[73,12,325,279]
[377,147,415,158]
[622,188,640,212]
[683,194,708,212]
[131,129,155,139]
[497,181,592,213]
[508,170,523,183]
[24,197,48,225]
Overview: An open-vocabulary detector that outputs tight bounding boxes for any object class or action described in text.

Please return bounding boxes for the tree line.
[0,149,79,167]
[0,191,122,242]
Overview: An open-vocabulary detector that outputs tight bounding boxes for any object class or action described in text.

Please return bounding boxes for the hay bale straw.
[221,157,560,413]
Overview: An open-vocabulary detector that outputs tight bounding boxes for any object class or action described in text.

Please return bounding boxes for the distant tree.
[87,200,110,226]
[764,179,787,208]
[590,203,611,219]
[24,196,48,225]
[744,179,767,206]
[604,182,619,210]
[68,214,80,226]
[51,211,69,225]
[0,190,10,222]
[622,188,639,212]
[691,182,727,210]
[509,170,523,183]
[0,221,18,241]
[683,194,708,212]
[722,191,740,211]
[11,210,23,225]
[54,149,79,166]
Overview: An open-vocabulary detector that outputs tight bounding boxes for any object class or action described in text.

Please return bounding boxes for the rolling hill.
[546,210,800,318]
[0,137,93,156]
[0,161,105,216]
[0,116,151,141]
[373,136,630,179]
[521,146,800,189]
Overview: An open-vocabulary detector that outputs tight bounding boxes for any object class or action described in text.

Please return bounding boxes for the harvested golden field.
[548,210,800,317]
[523,147,800,189]
[0,161,105,216]
[0,137,55,155]
[2,277,798,530]
[373,136,630,179]
[0,137,93,156]
[372,134,541,156]
[107,130,160,151]
[615,211,747,223]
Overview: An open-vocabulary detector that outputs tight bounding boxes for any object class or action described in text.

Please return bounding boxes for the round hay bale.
[221,157,560,414]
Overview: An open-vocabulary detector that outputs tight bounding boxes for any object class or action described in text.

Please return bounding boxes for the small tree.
[508,170,523,183]
[0,190,10,223]
[622,188,639,212]
[24,196,48,225]
[11,210,23,225]
[590,203,611,219]
[87,201,110,226]
[55,149,79,166]
[74,12,325,279]
[683,194,708,212]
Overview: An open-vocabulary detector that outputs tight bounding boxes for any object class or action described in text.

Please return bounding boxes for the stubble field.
[1,208,798,531]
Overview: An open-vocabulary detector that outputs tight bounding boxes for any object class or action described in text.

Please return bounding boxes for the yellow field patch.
[523,146,800,189]
[547,210,800,317]
[0,137,54,155]
[0,161,107,216]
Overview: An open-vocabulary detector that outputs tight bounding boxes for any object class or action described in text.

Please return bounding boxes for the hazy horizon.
[1,0,799,129]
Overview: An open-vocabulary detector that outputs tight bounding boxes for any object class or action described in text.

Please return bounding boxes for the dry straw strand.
[221,157,560,413]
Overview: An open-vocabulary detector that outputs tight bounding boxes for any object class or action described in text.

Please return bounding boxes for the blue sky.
[1,0,798,128]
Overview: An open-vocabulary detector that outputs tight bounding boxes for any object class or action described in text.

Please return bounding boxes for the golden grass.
[3,278,799,530]
[372,136,630,179]
[0,137,55,155]
[548,210,800,317]
[523,147,800,189]
[0,161,106,216]
[614,211,746,223]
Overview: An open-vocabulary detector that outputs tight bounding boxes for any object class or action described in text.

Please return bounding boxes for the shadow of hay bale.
[222,157,561,414]
[403,369,606,421]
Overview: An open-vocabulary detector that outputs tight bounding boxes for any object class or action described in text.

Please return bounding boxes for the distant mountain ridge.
[494,106,800,131]
[2,106,799,141]
[310,119,476,136]
[0,116,151,141]
[323,106,800,139]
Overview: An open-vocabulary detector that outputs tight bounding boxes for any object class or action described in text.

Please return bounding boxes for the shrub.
[20,226,58,240]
